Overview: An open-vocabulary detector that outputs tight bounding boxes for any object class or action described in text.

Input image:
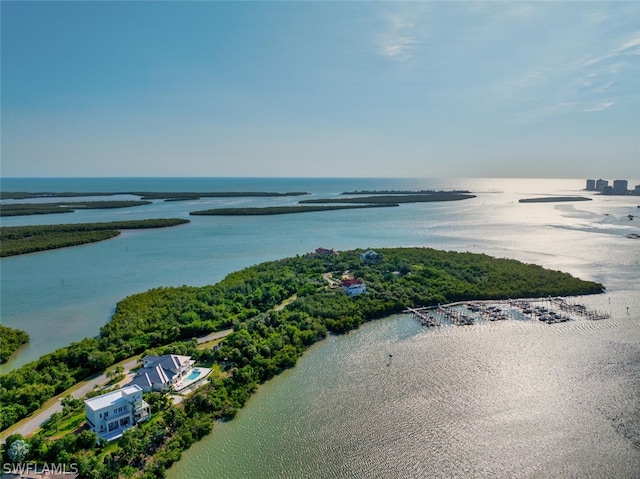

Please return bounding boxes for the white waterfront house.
[341,279,366,296]
[128,354,195,392]
[84,385,150,441]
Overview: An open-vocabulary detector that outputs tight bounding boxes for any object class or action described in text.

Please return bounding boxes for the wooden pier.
[403,307,440,326]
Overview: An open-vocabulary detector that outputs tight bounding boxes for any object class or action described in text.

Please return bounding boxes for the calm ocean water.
[1,177,639,477]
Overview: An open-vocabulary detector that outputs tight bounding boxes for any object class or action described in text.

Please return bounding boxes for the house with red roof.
[341,279,366,296]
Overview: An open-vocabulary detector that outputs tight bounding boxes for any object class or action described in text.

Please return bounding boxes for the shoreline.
[0,191,309,201]
[300,193,476,204]
[190,204,399,215]
[519,196,592,203]
[0,219,189,257]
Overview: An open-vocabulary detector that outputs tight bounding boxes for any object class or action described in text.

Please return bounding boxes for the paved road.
[0,357,140,442]
[196,328,234,344]
[1,329,236,443]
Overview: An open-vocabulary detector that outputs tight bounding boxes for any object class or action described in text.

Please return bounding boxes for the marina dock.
[405,297,610,327]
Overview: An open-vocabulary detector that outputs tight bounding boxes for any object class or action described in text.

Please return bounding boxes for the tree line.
[0,219,189,257]
[190,204,398,215]
[0,325,29,364]
[0,201,152,217]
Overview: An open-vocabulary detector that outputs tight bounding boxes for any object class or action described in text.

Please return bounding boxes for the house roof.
[341,279,363,287]
[129,364,171,389]
[315,247,336,255]
[84,385,142,411]
[142,354,191,374]
[131,354,193,389]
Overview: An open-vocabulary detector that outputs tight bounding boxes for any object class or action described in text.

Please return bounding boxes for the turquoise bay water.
[1,177,639,477]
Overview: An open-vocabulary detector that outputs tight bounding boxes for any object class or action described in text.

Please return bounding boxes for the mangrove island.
[519,196,592,203]
[0,219,189,257]
[300,193,476,204]
[190,204,399,216]
[0,247,603,478]
[0,325,30,364]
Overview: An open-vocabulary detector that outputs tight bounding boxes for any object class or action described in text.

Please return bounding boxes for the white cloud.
[616,33,640,52]
[583,31,640,67]
[514,28,639,122]
[583,101,615,112]
[377,8,426,63]
[511,71,547,89]
[516,101,575,123]
[380,37,418,61]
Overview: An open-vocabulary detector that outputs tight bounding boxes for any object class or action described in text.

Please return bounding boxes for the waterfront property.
[341,279,366,296]
[84,385,150,441]
[128,354,195,392]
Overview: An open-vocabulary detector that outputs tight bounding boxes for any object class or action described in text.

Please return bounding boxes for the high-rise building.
[586,179,596,191]
[595,179,608,191]
[613,179,628,194]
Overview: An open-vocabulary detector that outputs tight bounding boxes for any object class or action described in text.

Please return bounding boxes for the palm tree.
[8,439,30,462]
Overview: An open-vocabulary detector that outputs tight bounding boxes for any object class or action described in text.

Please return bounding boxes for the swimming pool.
[186,369,201,381]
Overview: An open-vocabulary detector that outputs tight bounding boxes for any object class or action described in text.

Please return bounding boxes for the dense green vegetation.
[519,196,592,203]
[1,192,120,200]
[190,204,399,215]
[341,190,471,195]
[0,201,152,217]
[136,192,308,200]
[1,191,308,201]
[0,247,604,477]
[0,219,189,257]
[0,326,30,364]
[300,193,476,204]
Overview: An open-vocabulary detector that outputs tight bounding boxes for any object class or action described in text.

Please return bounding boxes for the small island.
[136,191,308,200]
[519,196,592,203]
[0,200,152,217]
[1,191,309,201]
[0,247,604,478]
[300,193,476,204]
[0,325,30,364]
[0,192,311,216]
[0,219,190,257]
[341,189,472,195]
[190,204,398,215]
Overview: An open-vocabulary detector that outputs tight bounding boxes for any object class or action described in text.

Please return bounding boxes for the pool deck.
[174,367,212,393]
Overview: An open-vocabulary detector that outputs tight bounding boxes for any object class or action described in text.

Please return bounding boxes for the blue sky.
[2,1,639,178]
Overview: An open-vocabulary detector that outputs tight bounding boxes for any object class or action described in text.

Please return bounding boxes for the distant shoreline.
[341,189,472,195]
[0,191,309,201]
[0,200,153,217]
[0,191,311,217]
[0,219,189,257]
[519,196,592,203]
[301,193,476,204]
[190,204,398,215]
